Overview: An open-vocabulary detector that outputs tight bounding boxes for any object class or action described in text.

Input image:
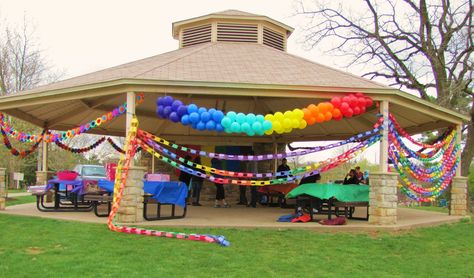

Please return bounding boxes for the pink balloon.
[331,97,342,108]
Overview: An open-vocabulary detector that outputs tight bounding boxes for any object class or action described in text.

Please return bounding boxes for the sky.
[0,0,382,165]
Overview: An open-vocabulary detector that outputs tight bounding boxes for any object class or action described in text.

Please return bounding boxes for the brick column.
[450,176,468,216]
[116,166,146,223]
[369,172,398,225]
[0,168,6,210]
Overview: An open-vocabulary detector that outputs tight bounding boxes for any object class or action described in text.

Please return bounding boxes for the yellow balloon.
[293,108,304,119]
[283,118,292,129]
[272,121,282,131]
[264,129,273,135]
[274,112,284,121]
[275,128,284,134]
[291,119,299,128]
[299,119,307,129]
[264,114,274,121]
[284,127,293,133]
[284,110,293,119]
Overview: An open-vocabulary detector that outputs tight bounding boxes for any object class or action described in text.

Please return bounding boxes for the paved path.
[5,192,30,197]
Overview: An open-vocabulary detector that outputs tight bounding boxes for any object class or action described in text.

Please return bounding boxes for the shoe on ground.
[213,204,221,208]
[223,204,231,208]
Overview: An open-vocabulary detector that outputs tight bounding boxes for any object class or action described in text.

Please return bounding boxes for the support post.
[126,92,136,166]
[116,166,146,223]
[369,172,398,225]
[0,168,6,210]
[42,140,48,172]
[379,100,389,173]
[450,177,468,216]
[456,124,462,177]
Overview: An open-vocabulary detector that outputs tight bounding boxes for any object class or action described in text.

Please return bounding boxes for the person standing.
[211,158,230,208]
[179,155,193,205]
[276,158,290,178]
[355,166,364,184]
[191,156,204,206]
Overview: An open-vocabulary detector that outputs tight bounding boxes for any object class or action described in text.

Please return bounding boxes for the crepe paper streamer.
[137,132,380,186]
[107,117,229,247]
[107,137,126,154]
[136,116,383,162]
[55,137,106,153]
[0,93,144,143]
[0,126,44,157]
[155,93,374,136]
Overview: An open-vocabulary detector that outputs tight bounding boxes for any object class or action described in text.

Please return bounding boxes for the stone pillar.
[450,176,468,216]
[36,171,55,202]
[369,172,398,225]
[116,166,146,223]
[0,168,6,210]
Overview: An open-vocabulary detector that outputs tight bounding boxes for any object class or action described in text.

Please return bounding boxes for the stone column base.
[0,168,6,210]
[116,166,146,223]
[450,176,468,216]
[369,172,399,225]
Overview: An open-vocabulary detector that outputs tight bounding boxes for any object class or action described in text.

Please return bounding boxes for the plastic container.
[57,170,78,181]
[105,163,117,181]
[146,173,170,182]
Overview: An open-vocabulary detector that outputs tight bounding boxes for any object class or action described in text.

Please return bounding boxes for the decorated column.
[0,168,6,210]
[369,100,398,225]
[450,176,468,216]
[116,166,146,223]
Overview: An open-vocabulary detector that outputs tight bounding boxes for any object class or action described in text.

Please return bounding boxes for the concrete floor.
[0,202,468,231]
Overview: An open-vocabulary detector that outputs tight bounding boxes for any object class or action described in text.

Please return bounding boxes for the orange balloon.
[306,117,316,125]
[332,108,342,118]
[308,104,319,115]
[326,103,334,112]
[324,111,333,121]
[302,108,312,121]
[315,113,325,123]
[317,102,327,114]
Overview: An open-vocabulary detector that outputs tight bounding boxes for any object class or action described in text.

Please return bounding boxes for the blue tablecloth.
[98,179,188,207]
[47,179,85,194]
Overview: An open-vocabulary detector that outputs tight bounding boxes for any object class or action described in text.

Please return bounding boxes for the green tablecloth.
[286,183,369,202]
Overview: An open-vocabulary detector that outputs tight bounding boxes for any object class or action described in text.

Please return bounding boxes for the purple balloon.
[156,106,164,117]
[163,96,174,106]
[171,100,183,111]
[189,112,200,123]
[177,105,188,117]
[163,106,172,118]
[169,112,180,123]
[201,111,211,122]
[156,97,164,106]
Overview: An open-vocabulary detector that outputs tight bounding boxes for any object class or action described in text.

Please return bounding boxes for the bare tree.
[296,0,473,176]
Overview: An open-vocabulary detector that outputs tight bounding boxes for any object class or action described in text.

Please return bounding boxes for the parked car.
[73,164,107,181]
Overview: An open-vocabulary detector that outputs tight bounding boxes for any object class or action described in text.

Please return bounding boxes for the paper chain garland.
[0,126,45,157]
[107,117,229,247]
[156,93,374,136]
[0,93,144,143]
[387,115,459,202]
[54,137,128,154]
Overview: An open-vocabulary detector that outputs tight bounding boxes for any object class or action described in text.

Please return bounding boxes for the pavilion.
[0,10,469,224]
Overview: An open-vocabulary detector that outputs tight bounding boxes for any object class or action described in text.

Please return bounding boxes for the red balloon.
[343,107,354,118]
[358,97,366,107]
[342,96,351,104]
[365,97,374,107]
[330,97,342,108]
[349,96,358,108]
[340,102,350,112]
[332,108,342,118]
[360,106,366,114]
[353,106,361,115]
[333,113,343,121]
[355,92,364,98]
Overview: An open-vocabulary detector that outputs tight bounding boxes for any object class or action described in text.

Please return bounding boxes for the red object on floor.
[291,214,312,223]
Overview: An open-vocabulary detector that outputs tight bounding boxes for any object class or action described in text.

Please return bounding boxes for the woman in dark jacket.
[343,169,360,185]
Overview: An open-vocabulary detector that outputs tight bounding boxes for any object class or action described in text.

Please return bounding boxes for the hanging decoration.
[0,126,45,157]
[387,114,459,202]
[0,93,144,143]
[54,137,106,153]
[107,137,126,154]
[107,117,229,247]
[156,93,374,136]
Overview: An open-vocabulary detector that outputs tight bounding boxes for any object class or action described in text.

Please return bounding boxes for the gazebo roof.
[0,11,469,145]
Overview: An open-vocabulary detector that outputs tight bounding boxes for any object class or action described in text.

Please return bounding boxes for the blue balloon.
[191,122,198,129]
[177,105,188,117]
[171,100,183,111]
[196,121,206,131]
[263,120,272,131]
[216,123,224,132]
[230,122,241,133]
[227,111,237,120]
[241,122,251,132]
[221,117,232,128]
[212,110,224,122]
[236,113,246,124]
[256,115,265,123]
[163,96,174,106]
[187,104,198,114]
[208,108,217,115]
[163,106,172,118]
[189,112,200,123]
[252,121,262,132]
[181,115,190,125]
[246,113,256,124]
[169,112,180,123]
[206,120,216,130]
[201,111,211,122]
[198,107,207,114]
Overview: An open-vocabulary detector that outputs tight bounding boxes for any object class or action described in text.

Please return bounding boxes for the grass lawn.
[6,195,36,206]
[0,214,472,277]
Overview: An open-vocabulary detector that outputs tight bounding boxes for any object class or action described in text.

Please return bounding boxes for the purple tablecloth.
[47,179,85,194]
[98,179,188,207]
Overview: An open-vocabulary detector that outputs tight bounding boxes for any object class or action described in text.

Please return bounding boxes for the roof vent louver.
[263,27,284,51]
[217,23,258,43]
[182,24,212,47]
